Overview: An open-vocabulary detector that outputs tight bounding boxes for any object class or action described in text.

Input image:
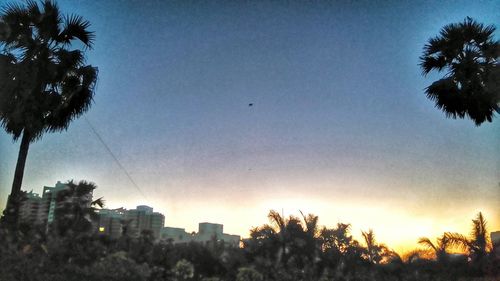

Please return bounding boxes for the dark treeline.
[0,182,499,281]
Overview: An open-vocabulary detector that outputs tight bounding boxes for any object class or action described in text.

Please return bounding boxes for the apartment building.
[161,222,240,247]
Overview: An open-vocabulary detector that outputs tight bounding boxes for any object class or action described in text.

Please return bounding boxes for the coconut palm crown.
[0,0,97,224]
[446,212,491,262]
[420,17,499,125]
[418,233,451,262]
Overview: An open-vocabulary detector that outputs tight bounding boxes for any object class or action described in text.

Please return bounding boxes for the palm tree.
[299,211,321,261]
[0,0,97,224]
[361,229,390,264]
[267,210,288,266]
[446,212,491,263]
[52,180,104,236]
[418,233,451,262]
[300,211,319,241]
[319,223,356,255]
[318,222,364,274]
[420,17,499,125]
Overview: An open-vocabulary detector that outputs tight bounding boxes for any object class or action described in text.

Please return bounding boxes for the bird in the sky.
[249,103,253,107]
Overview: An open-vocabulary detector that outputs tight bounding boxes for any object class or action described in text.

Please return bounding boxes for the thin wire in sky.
[84,116,148,201]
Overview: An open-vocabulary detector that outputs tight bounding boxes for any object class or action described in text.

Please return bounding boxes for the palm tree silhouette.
[418,233,451,262]
[319,223,356,255]
[266,210,288,266]
[361,229,390,264]
[299,211,320,259]
[52,180,104,236]
[0,0,97,225]
[420,17,499,125]
[446,212,491,263]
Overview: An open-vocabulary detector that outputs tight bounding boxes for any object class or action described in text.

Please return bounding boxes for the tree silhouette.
[51,180,103,237]
[446,212,491,264]
[420,17,499,125]
[0,0,97,225]
[266,210,289,267]
[418,233,451,263]
[361,229,390,264]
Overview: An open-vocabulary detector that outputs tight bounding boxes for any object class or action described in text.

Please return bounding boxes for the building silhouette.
[18,181,241,247]
[19,181,74,228]
[96,208,126,239]
[161,222,240,247]
[18,191,44,225]
[492,231,500,256]
[96,205,165,239]
[124,205,165,238]
[42,181,72,224]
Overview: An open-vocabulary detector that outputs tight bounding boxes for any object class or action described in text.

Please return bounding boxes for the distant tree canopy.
[420,17,499,125]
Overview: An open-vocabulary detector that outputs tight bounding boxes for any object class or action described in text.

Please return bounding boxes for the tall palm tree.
[0,0,97,224]
[418,233,451,262]
[420,17,499,125]
[446,212,491,262]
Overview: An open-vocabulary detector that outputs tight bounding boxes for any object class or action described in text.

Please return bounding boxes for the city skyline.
[12,179,500,253]
[1,0,499,252]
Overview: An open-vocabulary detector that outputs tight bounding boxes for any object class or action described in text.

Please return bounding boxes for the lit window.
[99,227,105,232]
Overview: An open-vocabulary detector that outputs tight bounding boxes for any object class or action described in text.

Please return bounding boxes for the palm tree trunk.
[3,131,30,227]
[12,131,31,196]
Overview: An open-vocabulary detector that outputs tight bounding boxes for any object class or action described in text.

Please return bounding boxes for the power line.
[84,116,148,200]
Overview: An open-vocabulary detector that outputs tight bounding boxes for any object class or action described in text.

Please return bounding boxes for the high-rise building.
[198,222,223,238]
[492,231,500,255]
[160,227,192,243]
[96,208,126,239]
[161,222,240,247]
[150,212,165,238]
[42,181,71,224]
[19,191,44,225]
[125,205,165,239]
[18,181,71,228]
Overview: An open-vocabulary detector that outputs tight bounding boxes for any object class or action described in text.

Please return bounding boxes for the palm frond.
[420,54,447,75]
[418,237,437,252]
[445,232,471,252]
[362,229,376,249]
[54,49,85,72]
[404,250,424,264]
[58,14,94,48]
[44,65,97,132]
[425,78,466,118]
[471,212,488,239]
[299,210,319,236]
[1,2,30,23]
[471,212,490,253]
[35,0,62,41]
[91,197,105,208]
[0,2,32,47]
[25,0,40,19]
[268,210,286,233]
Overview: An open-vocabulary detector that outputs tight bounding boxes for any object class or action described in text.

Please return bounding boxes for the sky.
[0,0,499,252]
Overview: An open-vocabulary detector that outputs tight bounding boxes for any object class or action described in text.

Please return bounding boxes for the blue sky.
[1,0,499,250]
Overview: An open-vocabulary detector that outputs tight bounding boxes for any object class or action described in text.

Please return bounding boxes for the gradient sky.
[1,0,499,252]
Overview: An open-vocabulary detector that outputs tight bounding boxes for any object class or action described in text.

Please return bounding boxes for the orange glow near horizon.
[101,193,500,254]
